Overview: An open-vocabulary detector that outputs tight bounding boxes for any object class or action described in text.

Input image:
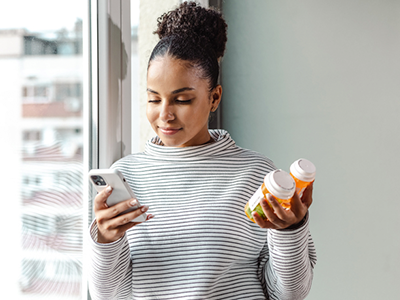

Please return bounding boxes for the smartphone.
[88,168,147,222]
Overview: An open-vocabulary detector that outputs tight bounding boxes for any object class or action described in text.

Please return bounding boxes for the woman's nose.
[160,103,175,122]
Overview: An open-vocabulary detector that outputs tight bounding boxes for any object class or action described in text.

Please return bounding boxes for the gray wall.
[222,1,400,299]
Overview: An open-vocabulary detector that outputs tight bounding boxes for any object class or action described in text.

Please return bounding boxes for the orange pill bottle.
[244,169,296,223]
[290,158,316,198]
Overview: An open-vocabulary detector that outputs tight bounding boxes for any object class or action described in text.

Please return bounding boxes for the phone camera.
[91,175,106,186]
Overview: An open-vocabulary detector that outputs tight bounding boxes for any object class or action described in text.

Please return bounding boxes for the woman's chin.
[159,136,185,147]
[158,130,210,147]
[162,140,182,147]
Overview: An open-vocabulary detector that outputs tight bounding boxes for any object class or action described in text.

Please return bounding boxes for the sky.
[0,0,139,32]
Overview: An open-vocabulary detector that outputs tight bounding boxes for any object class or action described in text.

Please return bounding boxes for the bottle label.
[249,187,265,211]
[297,187,306,198]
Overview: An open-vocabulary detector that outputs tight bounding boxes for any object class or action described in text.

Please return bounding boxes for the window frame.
[83,1,132,299]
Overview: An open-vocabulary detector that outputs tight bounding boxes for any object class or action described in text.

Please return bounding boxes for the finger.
[107,198,141,219]
[252,211,278,229]
[114,214,154,237]
[115,219,140,234]
[97,204,142,229]
[260,195,284,228]
[290,191,307,218]
[99,221,138,243]
[94,185,113,211]
[263,195,289,225]
[301,182,314,208]
[113,204,149,226]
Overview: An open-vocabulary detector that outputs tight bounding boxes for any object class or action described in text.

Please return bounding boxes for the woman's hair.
[148,1,228,91]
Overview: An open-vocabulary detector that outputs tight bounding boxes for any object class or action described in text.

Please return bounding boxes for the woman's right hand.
[94,186,153,243]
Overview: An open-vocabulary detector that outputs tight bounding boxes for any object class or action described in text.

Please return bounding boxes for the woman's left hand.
[253,182,314,229]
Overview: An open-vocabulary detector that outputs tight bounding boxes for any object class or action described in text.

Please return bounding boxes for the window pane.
[0,1,85,299]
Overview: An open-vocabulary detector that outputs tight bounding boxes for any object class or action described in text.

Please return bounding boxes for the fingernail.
[148,214,154,219]
[267,194,275,203]
[104,203,109,208]
[141,205,149,213]
[261,198,268,206]
[106,186,112,193]
[130,200,137,206]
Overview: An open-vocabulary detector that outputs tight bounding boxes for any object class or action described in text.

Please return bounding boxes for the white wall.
[222,1,400,299]
[22,55,82,80]
[0,33,23,56]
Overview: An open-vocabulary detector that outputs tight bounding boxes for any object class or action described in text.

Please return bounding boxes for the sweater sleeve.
[87,219,132,300]
[258,213,317,300]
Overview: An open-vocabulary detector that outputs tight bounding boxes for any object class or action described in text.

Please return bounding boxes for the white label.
[249,187,265,211]
[297,187,306,198]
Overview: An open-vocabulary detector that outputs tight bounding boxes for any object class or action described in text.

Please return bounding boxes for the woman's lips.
[159,127,182,135]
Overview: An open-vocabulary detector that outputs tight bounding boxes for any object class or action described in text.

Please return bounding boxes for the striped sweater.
[88,129,317,300]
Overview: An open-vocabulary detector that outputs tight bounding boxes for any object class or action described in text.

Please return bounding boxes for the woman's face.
[146,56,222,147]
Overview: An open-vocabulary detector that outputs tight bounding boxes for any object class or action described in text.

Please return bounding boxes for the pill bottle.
[244,169,296,223]
[290,158,316,198]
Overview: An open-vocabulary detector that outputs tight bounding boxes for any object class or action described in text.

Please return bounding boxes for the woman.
[88,2,316,299]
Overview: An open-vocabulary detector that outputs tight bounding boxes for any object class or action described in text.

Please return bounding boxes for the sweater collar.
[144,129,236,159]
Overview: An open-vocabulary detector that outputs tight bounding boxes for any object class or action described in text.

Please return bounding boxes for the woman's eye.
[148,99,161,103]
[176,99,192,104]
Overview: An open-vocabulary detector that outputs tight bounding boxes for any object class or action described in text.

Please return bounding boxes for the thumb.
[290,190,307,218]
[94,185,113,210]
[301,182,314,208]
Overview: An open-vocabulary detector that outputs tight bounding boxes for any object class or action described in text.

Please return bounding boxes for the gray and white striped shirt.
[88,129,316,300]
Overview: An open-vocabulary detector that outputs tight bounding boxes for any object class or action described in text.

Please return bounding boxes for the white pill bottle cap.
[290,158,316,182]
[264,169,296,200]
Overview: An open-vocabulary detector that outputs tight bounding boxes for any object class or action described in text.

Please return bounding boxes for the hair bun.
[154,1,227,59]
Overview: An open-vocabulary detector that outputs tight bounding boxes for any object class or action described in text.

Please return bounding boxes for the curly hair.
[148,1,228,91]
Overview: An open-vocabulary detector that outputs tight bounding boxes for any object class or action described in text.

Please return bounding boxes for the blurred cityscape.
[0,19,84,298]
[1,9,139,297]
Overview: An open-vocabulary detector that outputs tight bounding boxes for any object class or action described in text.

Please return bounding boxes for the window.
[54,82,82,102]
[22,130,42,141]
[0,0,156,299]
[0,0,86,299]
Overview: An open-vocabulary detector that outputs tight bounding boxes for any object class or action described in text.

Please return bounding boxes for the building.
[0,13,141,297]
[0,21,83,299]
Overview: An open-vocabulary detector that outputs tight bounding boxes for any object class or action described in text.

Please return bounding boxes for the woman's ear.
[210,85,222,111]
